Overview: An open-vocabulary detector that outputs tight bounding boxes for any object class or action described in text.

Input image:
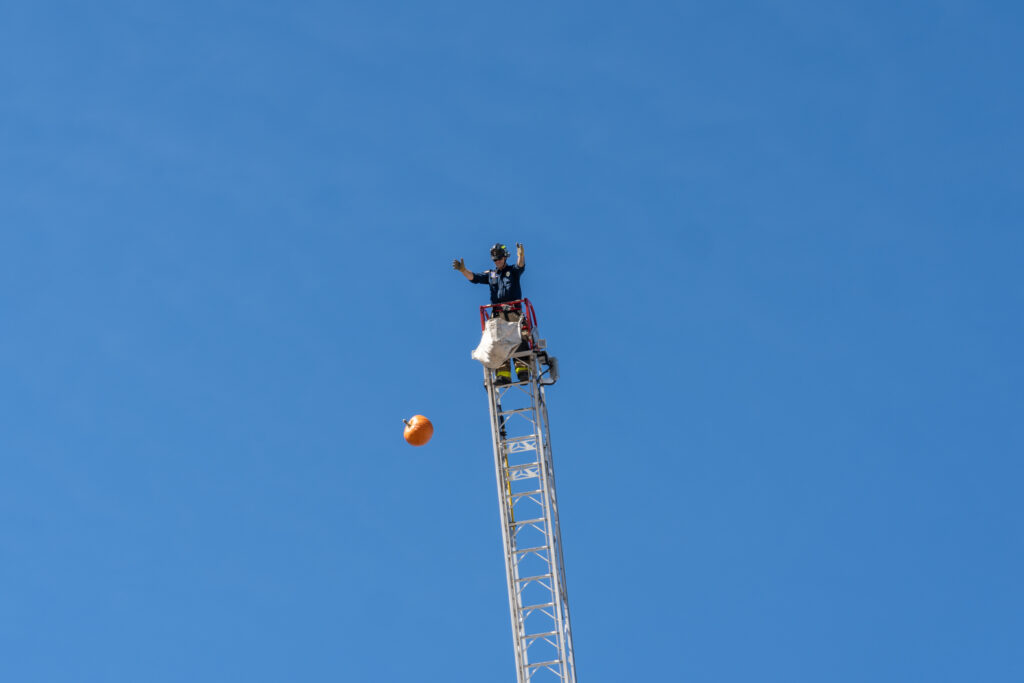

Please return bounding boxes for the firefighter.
[453,243,529,384]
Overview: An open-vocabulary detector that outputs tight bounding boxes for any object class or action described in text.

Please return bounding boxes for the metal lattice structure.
[480,300,577,683]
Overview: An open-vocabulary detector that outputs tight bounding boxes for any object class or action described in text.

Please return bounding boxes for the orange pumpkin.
[403,415,434,446]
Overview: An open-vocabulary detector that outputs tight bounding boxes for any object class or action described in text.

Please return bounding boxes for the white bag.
[471,317,522,368]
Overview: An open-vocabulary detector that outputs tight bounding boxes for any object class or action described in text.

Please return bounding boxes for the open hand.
[452,258,465,270]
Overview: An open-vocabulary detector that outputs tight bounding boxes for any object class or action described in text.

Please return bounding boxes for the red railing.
[479,298,538,332]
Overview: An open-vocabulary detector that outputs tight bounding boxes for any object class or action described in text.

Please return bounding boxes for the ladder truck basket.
[479,298,538,344]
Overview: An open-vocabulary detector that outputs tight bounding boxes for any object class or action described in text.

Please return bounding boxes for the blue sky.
[1,2,1021,681]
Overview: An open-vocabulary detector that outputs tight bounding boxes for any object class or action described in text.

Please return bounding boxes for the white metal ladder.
[484,346,577,683]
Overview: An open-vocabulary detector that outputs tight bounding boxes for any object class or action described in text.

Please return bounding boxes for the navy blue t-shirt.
[471,263,525,304]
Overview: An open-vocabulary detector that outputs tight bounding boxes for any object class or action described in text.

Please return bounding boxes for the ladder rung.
[507,462,539,472]
[524,631,558,641]
[515,573,552,583]
[502,434,537,444]
[499,407,535,416]
[511,489,542,499]
[504,442,537,455]
[502,438,537,451]
[526,660,562,670]
[514,545,548,555]
[511,517,546,527]
[522,602,554,611]
[494,379,531,389]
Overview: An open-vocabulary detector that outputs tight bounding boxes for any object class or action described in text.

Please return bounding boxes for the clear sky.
[1,2,1021,681]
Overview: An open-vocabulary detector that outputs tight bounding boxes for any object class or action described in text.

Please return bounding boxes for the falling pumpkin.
[403,415,434,446]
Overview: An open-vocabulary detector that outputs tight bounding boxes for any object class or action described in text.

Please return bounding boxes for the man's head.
[490,243,509,267]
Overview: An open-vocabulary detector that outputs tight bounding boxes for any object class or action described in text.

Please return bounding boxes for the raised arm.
[452,258,474,281]
[515,242,525,267]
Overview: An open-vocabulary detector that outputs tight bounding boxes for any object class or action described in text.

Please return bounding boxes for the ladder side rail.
[510,383,560,676]
[537,390,574,621]
[502,377,551,678]
[520,361,561,680]
[485,370,530,682]
[537,386,577,682]
[529,363,575,682]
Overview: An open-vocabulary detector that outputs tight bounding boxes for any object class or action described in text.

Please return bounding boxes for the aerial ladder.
[478,299,577,683]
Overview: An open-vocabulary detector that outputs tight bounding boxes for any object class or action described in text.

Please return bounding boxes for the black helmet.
[490,243,509,260]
